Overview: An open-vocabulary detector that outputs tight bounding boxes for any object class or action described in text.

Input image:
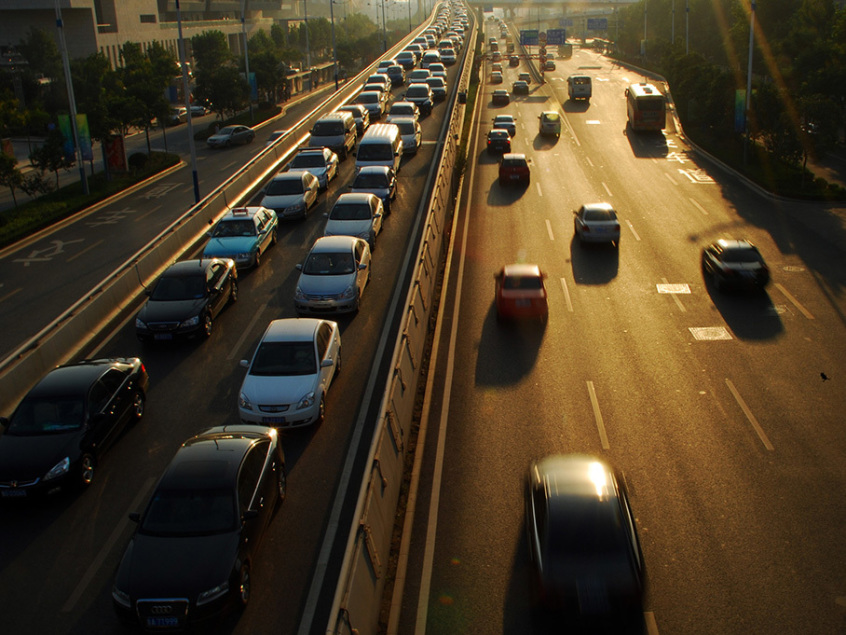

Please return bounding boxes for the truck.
[558,43,573,59]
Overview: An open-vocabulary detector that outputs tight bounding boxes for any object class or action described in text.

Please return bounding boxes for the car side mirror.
[239,359,250,369]
[295,263,303,271]
[358,263,367,270]
[322,358,334,368]
[242,510,259,523]
[128,512,141,523]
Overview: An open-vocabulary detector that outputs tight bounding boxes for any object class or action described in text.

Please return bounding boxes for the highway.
[0,20,467,634]
[390,26,846,635]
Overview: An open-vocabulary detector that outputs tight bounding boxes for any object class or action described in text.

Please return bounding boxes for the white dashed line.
[626,219,641,241]
[545,219,554,241]
[664,172,676,185]
[661,277,686,312]
[559,277,573,312]
[586,380,610,449]
[602,181,613,197]
[774,283,814,319]
[725,378,774,450]
[536,182,543,197]
[689,197,709,215]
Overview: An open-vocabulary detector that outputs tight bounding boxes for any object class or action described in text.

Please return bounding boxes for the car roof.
[335,192,376,205]
[581,202,615,213]
[260,317,328,345]
[503,263,542,278]
[714,238,755,250]
[221,206,269,221]
[489,129,510,136]
[494,114,515,120]
[357,165,392,175]
[28,359,124,398]
[161,259,215,276]
[532,454,618,506]
[502,152,526,160]
[309,235,361,254]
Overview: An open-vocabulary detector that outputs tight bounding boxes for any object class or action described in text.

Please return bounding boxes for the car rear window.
[312,121,344,136]
[503,275,542,290]
[721,247,762,263]
[585,209,618,222]
[502,157,527,168]
[250,341,317,375]
[330,203,372,221]
[353,172,388,188]
[265,177,303,195]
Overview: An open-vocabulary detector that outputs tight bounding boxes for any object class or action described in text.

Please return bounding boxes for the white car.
[260,170,320,220]
[492,114,517,137]
[238,318,341,428]
[574,203,621,246]
[387,116,423,154]
[324,193,384,248]
[294,236,372,314]
[286,147,339,191]
[388,100,420,122]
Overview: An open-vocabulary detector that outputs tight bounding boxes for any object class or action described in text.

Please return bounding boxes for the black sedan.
[0,358,149,497]
[135,258,238,343]
[486,129,512,154]
[525,455,645,616]
[112,426,286,629]
[492,89,510,106]
[512,80,530,96]
[701,239,770,292]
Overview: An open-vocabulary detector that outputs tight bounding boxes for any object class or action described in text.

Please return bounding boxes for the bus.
[625,83,666,131]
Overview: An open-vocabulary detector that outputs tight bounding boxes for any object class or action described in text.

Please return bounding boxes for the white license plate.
[262,416,286,424]
[154,333,173,341]
[1,489,27,497]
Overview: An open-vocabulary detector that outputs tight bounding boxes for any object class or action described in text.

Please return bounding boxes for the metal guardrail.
[324,9,478,635]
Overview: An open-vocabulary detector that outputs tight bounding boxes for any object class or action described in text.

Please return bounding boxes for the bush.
[128,152,148,171]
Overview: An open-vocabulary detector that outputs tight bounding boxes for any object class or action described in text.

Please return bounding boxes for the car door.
[371,198,383,237]
[86,368,130,452]
[237,441,272,553]
[255,212,271,253]
[315,322,336,389]
[206,262,227,318]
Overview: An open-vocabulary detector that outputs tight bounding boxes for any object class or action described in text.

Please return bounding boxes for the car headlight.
[135,318,146,329]
[356,230,370,239]
[237,252,251,260]
[112,586,131,608]
[44,456,70,481]
[181,315,200,328]
[197,581,229,606]
[239,393,253,410]
[296,392,316,410]
[340,284,356,299]
[287,201,305,212]
[294,287,306,301]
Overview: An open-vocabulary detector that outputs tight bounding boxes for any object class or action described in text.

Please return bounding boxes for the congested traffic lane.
[0,33,467,635]
[395,26,846,635]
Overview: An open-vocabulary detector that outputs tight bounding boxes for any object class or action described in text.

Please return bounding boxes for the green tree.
[29,128,74,188]
[191,31,232,73]
[0,152,24,207]
[195,66,249,119]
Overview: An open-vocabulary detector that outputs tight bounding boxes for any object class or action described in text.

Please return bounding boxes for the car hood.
[723,262,765,272]
[241,372,318,406]
[297,272,356,296]
[0,431,81,481]
[204,237,255,257]
[261,193,305,209]
[324,219,372,237]
[138,298,206,323]
[298,167,328,178]
[350,186,390,199]
[207,134,230,143]
[116,531,239,600]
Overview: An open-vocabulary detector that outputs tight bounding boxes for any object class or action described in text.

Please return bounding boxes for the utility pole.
[175,0,200,203]
[241,0,253,120]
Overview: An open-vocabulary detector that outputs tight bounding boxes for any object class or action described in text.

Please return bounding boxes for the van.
[309,112,357,159]
[354,123,404,174]
[567,74,592,101]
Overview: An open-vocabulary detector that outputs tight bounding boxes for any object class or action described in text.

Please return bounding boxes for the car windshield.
[503,275,542,290]
[7,396,85,434]
[150,274,206,301]
[357,144,393,161]
[407,86,429,98]
[396,121,417,135]
[721,247,762,263]
[303,251,356,275]
[291,154,325,168]
[353,173,388,188]
[543,113,560,122]
[250,341,318,375]
[357,93,378,104]
[584,209,618,222]
[490,131,508,139]
[219,127,237,135]
[213,219,256,237]
[141,485,237,536]
[265,178,303,195]
[331,203,372,221]
[312,122,343,136]
[547,498,629,559]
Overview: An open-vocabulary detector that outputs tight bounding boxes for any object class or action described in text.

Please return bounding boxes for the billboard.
[587,18,608,31]
[520,29,539,46]
[546,28,566,45]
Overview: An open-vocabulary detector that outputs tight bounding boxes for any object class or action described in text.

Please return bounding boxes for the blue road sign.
[546,28,566,45]
[587,18,608,31]
[560,18,573,27]
[520,29,539,46]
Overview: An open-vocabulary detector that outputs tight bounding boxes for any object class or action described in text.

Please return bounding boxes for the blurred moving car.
[492,89,510,105]
[495,264,548,321]
[294,237,371,315]
[490,71,503,84]
[349,165,397,214]
[518,71,532,84]
[492,114,517,137]
[544,59,556,71]
[487,129,512,154]
[538,111,561,137]
[574,203,621,247]
[203,206,278,269]
[324,193,384,249]
[265,130,288,147]
[525,455,645,615]
[498,153,530,186]
[0,358,149,497]
[260,171,320,220]
[112,426,286,628]
[238,319,341,427]
[512,80,530,95]
[509,55,520,67]
[701,239,770,292]
[206,125,255,148]
[286,147,339,191]
[136,258,238,343]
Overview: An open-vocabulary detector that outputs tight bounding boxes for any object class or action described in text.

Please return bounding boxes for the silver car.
[294,236,371,315]
[206,125,255,148]
[323,193,384,249]
[286,147,339,191]
[260,171,320,220]
[387,116,423,154]
[574,203,621,246]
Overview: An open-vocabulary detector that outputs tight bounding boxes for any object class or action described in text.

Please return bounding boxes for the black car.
[136,258,238,343]
[701,239,770,292]
[404,83,434,116]
[0,358,149,497]
[525,455,645,615]
[487,129,512,154]
[492,89,510,106]
[112,426,285,629]
[512,80,530,95]
[349,165,398,214]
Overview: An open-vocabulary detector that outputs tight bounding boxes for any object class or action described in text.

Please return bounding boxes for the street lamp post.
[330,0,339,90]
[240,0,253,120]
[381,0,387,52]
[743,0,756,164]
[304,0,311,69]
[175,0,200,203]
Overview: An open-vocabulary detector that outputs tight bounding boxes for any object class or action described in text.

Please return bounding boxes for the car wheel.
[276,464,287,503]
[131,390,146,422]
[202,313,213,338]
[315,395,326,425]
[229,279,239,303]
[237,564,251,608]
[335,347,342,375]
[254,250,261,267]
[270,229,278,245]
[79,453,95,487]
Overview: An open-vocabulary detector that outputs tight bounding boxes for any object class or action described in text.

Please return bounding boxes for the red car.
[498,153,530,186]
[495,264,548,321]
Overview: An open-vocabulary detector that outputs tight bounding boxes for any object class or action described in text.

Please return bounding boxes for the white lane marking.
[587,380,610,449]
[0,286,22,304]
[626,219,641,241]
[689,197,709,215]
[586,156,594,167]
[774,282,814,320]
[62,477,156,612]
[560,277,574,312]
[689,326,732,340]
[536,182,543,197]
[545,219,555,241]
[664,172,677,185]
[66,239,104,263]
[661,277,686,312]
[645,611,661,634]
[656,283,690,294]
[227,305,269,361]
[725,378,774,450]
[586,120,601,124]
[602,181,613,197]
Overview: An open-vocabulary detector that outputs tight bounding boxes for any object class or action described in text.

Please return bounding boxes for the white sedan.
[574,203,621,246]
[238,318,341,428]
